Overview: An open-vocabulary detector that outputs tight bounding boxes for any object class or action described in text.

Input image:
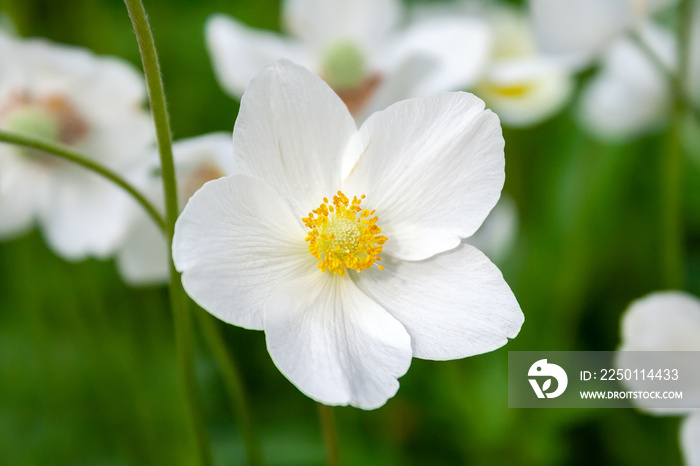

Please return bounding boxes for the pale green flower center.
[321,40,367,91]
[1,94,89,162]
[323,217,361,251]
[1,94,89,146]
[5,106,61,142]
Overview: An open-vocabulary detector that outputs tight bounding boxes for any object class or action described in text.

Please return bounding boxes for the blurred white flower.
[172,60,523,409]
[476,7,574,127]
[683,415,700,466]
[465,194,518,264]
[579,23,675,141]
[529,0,676,68]
[117,133,235,286]
[206,0,490,121]
[0,34,153,260]
[530,0,700,141]
[618,291,700,465]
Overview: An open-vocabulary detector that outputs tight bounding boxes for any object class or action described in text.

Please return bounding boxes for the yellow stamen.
[302,191,387,276]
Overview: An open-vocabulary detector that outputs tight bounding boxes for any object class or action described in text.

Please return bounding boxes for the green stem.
[318,404,341,466]
[0,129,165,232]
[660,106,683,289]
[629,29,700,122]
[123,1,212,465]
[659,0,694,289]
[677,0,694,89]
[630,3,692,289]
[195,309,264,466]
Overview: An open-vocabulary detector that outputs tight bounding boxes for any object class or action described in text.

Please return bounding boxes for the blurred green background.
[0,0,699,464]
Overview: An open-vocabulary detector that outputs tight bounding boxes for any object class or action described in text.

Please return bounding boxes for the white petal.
[354,244,522,360]
[343,92,505,261]
[477,57,574,127]
[232,59,356,218]
[38,168,132,260]
[382,17,491,96]
[579,71,668,140]
[116,211,169,286]
[117,133,235,286]
[172,132,236,178]
[206,15,312,98]
[0,152,44,239]
[464,194,518,263]
[355,54,435,123]
[67,52,147,120]
[619,291,700,352]
[617,292,700,416]
[529,0,638,68]
[76,110,154,170]
[682,415,700,466]
[579,24,674,140]
[264,272,412,409]
[282,0,401,47]
[172,174,313,330]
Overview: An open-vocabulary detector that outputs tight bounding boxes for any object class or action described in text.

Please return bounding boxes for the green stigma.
[323,217,361,252]
[320,40,367,91]
[5,106,60,143]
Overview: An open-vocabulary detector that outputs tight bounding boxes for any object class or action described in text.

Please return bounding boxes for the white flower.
[0,34,153,259]
[529,0,676,69]
[579,23,675,140]
[464,194,518,264]
[618,291,700,465]
[172,60,523,409]
[684,415,700,466]
[206,0,490,121]
[117,133,235,286]
[475,7,574,127]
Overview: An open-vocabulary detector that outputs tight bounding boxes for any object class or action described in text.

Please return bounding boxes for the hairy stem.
[123,0,212,464]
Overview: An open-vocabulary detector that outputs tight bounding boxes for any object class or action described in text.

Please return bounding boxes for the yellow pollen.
[302,191,387,276]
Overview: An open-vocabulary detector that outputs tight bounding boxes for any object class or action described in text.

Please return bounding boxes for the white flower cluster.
[531,0,700,141]
[0,0,527,410]
[0,31,237,283]
[206,0,575,128]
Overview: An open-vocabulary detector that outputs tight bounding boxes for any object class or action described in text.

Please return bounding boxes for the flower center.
[302,191,386,275]
[4,106,61,142]
[321,40,367,91]
[180,162,225,203]
[1,92,89,146]
[1,92,90,165]
[484,81,535,98]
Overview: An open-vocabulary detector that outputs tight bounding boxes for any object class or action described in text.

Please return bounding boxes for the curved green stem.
[318,404,341,466]
[195,309,264,466]
[123,1,212,464]
[0,129,165,232]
